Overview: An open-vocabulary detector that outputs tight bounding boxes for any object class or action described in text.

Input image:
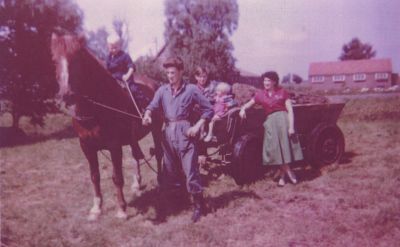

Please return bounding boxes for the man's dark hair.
[163,56,184,70]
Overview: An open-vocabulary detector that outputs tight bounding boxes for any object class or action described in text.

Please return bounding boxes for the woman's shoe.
[287,170,298,184]
[278,177,285,187]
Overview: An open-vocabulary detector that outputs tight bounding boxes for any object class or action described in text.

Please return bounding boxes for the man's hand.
[239,108,246,119]
[186,125,200,137]
[186,118,206,137]
[142,111,152,126]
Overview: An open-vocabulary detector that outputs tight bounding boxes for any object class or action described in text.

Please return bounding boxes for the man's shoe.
[191,193,205,223]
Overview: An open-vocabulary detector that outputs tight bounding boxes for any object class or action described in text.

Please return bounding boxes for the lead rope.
[85,98,142,119]
[99,150,158,174]
[121,80,143,120]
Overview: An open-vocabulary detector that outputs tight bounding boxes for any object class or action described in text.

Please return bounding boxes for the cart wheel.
[231,134,263,185]
[308,123,345,167]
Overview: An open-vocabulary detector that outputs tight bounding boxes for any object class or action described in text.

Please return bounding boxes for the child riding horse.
[51,33,163,220]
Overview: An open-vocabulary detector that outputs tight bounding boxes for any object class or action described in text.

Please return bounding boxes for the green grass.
[1,96,400,247]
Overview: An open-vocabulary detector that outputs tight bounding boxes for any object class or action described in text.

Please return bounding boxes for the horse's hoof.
[116,209,128,220]
[87,212,100,221]
[131,187,143,197]
[131,181,143,195]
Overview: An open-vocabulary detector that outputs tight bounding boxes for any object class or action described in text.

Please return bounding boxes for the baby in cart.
[203,82,237,142]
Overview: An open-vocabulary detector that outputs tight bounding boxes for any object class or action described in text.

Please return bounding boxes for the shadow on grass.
[128,186,191,224]
[207,189,261,212]
[0,126,76,148]
[339,151,358,164]
[293,151,358,182]
[128,184,261,224]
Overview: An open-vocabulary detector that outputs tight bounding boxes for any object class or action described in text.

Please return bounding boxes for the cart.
[207,102,346,184]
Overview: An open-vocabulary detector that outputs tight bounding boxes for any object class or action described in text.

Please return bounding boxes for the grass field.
[1,96,400,247]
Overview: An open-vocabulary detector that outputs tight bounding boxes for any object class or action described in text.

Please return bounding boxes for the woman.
[194,66,218,103]
[239,71,303,186]
[193,66,217,165]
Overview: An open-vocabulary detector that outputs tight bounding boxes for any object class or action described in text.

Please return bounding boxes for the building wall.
[309,72,392,89]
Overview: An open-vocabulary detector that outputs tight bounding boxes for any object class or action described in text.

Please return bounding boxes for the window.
[332,74,345,82]
[375,73,389,81]
[311,75,324,83]
[353,73,366,82]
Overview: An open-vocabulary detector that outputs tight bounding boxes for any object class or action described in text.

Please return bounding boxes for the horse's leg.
[151,120,164,186]
[80,142,102,221]
[130,151,142,195]
[110,146,128,219]
[130,140,145,195]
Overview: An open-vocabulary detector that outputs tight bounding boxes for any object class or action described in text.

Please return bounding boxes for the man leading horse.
[143,56,214,223]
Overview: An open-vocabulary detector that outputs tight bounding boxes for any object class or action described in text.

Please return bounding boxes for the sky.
[76,0,400,79]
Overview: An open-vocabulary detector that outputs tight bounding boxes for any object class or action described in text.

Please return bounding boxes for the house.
[308,58,393,89]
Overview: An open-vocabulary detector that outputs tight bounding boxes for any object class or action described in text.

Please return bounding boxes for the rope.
[142,156,159,174]
[121,80,143,120]
[99,149,159,175]
[85,98,142,120]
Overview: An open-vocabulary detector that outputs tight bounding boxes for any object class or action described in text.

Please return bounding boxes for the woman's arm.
[285,99,295,135]
[239,98,256,119]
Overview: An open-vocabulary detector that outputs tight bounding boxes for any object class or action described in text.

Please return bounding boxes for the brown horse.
[51,33,163,220]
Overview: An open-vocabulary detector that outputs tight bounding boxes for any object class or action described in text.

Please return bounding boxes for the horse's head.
[51,33,86,99]
[51,33,86,115]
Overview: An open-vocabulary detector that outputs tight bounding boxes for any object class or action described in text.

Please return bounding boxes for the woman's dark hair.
[261,71,280,86]
[194,65,209,76]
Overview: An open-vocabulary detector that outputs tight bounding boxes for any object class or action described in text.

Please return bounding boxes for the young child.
[106,34,148,110]
[203,82,237,142]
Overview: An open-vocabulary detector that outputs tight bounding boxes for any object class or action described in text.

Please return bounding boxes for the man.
[142,57,213,222]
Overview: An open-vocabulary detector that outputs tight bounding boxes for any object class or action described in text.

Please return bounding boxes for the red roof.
[309,58,392,75]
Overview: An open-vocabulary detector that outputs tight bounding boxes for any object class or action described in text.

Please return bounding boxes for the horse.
[50,33,163,220]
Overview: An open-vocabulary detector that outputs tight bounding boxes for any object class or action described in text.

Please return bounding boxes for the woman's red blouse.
[253,87,289,116]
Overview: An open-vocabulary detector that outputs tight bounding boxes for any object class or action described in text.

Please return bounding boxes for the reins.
[99,150,158,174]
[84,96,143,120]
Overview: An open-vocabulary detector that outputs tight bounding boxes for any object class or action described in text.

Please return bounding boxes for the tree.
[164,0,238,82]
[282,73,303,84]
[86,18,129,62]
[339,38,376,61]
[0,0,83,130]
[87,27,109,61]
[135,55,165,83]
[112,18,130,52]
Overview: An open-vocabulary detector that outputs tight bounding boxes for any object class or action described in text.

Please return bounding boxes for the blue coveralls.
[146,83,214,194]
